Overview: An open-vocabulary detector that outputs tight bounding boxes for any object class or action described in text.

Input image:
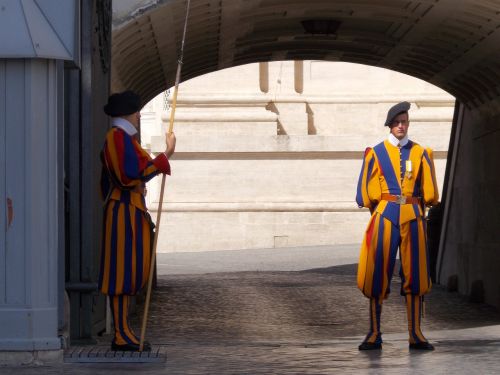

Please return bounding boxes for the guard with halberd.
[99,90,176,351]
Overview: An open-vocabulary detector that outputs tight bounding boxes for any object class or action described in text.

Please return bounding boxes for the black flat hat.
[384,101,410,126]
[103,91,142,117]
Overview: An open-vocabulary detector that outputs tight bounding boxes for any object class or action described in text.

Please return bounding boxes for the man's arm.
[356,147,380,211]
[421,148,439,206]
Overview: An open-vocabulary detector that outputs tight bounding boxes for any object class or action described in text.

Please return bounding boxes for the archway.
[139,61,454,254]
[112,0,500,108]
[111,0,500,310]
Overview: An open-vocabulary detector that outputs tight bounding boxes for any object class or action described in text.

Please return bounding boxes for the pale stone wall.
[140,61,454,253]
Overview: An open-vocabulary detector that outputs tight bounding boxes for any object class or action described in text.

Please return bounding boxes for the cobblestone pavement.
[3,254,500,374]
[140,264,500,343]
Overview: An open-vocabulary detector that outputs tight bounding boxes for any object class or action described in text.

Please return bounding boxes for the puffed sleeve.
[102,128,170,189]
[421,148,439,206]
[356,147,381,210]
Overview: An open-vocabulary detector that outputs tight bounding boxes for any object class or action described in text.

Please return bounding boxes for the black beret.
[384,101,410,126]
[103,91,142,117]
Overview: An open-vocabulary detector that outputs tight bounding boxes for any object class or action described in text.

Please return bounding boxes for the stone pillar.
[0,59,61,350]
[438,104,500,309]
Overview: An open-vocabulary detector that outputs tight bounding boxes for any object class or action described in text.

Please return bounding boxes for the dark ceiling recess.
[301,19,341,35]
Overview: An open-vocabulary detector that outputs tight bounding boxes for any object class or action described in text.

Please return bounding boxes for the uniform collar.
[112,117,138,136]
[388,133,409,147]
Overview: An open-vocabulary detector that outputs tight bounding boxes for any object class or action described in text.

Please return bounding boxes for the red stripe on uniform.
[113,130,131,185]
[366,215,376,252]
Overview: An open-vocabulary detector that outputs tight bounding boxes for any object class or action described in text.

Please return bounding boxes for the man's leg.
[358,215,400,350]
[109,295,151,351]
[405,295,434,350]
[110,295,139,346]
[359,297,383,350]
[400,218,434,350]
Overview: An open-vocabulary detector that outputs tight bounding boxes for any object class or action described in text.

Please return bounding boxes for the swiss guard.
[99,91,176,351]
[356,101,439,351]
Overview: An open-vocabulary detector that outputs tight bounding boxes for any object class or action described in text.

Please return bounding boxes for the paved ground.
[155,244,359,275]
[3,245,500,374]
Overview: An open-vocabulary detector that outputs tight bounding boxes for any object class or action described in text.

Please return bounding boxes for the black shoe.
[111,341,152,352]
[358,342,382,351]
[409,342,434,351]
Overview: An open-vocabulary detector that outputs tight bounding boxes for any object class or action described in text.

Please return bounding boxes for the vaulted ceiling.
[112,0,500,109]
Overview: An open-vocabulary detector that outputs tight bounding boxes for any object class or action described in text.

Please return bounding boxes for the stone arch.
[111,0,500,309]
[112,0,500,111]
[138,61,454,254]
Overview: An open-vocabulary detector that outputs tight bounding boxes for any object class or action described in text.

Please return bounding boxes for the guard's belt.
[381,193,420,205]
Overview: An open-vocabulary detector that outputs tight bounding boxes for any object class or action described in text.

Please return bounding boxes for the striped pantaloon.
[358,213,431,343]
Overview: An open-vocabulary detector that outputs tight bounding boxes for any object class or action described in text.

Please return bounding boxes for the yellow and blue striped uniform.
[99,127,170,346]
[356,139,439,345]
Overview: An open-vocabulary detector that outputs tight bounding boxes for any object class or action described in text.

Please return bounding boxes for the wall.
[65,0,112,343]
[140,61,454,253]
[0,59,60,350]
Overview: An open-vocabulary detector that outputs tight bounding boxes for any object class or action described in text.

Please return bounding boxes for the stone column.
[438,104,500,309]
[0,59,61,350]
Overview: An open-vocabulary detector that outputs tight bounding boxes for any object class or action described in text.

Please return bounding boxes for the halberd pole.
[139,0,191,352]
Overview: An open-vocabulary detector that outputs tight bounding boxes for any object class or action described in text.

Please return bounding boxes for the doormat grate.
[64,345,167,363]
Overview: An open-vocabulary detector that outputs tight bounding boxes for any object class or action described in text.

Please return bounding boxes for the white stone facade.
[140,61,454,253]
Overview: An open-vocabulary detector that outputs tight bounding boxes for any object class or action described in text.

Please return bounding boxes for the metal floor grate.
[64,345,167,363]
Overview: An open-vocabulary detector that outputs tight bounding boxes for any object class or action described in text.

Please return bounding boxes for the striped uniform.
[356,139,439,344]
[99,127,170,346]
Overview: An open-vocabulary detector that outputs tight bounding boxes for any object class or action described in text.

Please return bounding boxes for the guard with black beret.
[355,100,440,351]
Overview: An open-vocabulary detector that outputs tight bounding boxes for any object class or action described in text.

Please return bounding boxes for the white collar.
[388,133,408,147]
[112,117,138,136]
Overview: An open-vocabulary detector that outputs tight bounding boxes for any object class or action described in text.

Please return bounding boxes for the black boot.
[409,342,434,351]
[359,341,382,351]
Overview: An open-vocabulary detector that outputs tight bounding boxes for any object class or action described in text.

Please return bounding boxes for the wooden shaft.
[139,0,191,353]
[139,173,166,351]
[139,73,181,351]
[168,66,182,134]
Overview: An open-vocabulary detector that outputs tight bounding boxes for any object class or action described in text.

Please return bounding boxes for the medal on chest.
[405,160,413,180]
